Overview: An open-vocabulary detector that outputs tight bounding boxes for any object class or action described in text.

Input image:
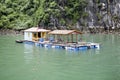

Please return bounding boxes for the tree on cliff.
[0,0,119,32]
[0,0,87,30]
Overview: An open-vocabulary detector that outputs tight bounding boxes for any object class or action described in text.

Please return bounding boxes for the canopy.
[48,30,82,35]
[24,27,51,32]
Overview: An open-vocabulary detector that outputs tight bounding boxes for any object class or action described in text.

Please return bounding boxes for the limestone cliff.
[85,0,120,31]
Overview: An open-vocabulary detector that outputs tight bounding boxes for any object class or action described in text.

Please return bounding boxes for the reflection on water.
[24,44,34,63]
[88,49,100,55]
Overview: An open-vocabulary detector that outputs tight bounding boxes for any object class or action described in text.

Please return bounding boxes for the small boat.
[15,40,24,43]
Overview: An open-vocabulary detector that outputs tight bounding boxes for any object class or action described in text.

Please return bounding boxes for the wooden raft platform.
[16,40,100,51]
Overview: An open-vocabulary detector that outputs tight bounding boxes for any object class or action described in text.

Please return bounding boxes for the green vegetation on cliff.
[0,0,87,30]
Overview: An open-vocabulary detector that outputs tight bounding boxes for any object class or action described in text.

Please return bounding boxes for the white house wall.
[24,32,32,41]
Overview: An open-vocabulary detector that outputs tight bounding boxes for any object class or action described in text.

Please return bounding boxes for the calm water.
[0,34,120,80]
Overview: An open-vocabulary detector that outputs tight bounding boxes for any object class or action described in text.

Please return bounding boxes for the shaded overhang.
[48,30,82,35]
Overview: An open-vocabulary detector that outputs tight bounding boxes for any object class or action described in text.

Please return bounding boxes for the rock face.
[0,29,23,35]
[85,0,120,30]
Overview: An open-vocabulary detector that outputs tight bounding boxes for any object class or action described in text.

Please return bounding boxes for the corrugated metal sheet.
[48,30,82,35]
[24,27,50,32]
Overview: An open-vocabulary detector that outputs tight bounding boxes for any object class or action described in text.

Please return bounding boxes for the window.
[38,32,41,38]
[33,33,37,38]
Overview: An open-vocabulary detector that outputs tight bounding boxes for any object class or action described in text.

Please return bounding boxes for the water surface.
[0,34,120,80]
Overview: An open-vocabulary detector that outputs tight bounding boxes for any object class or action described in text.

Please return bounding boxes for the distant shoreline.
[0,28,120,35]
[0,29,24,35]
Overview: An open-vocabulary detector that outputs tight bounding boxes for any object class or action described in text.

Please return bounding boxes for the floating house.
[24,27,51,41]
[16,28,100,51]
